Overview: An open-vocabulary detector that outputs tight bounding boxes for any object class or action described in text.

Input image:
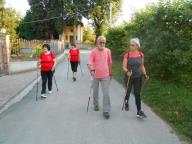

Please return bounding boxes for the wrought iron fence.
[10,39,65,61]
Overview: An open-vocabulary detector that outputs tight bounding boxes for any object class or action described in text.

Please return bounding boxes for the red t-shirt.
[69,48,80,62]
[40,52,55,71]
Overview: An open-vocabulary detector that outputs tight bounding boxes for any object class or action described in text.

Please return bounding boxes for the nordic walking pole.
[53,75,59,91]
[36,67,39,101]
[87,97,91,112]
[67,58,69,80]
[122,70,132,111]
[79,62,84,76]
[87,77,93,112]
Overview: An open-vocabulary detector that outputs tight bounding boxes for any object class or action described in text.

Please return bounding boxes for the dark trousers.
[70,61,78,72]
[125,76,142,112]
[41,70,54,94]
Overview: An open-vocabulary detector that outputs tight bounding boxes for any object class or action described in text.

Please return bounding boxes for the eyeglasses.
[100,42,106,44]
[130,44,136,47]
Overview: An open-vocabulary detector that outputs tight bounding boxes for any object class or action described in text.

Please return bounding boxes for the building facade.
[62,23,83,44]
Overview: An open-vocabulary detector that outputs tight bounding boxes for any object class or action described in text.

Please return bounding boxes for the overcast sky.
[5,0,159,25]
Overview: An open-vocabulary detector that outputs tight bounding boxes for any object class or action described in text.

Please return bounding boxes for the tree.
[88,0,122,39]
[106,0,192,85]
[0,1,20,40]
[16,11,34,40]
[0,0,5,29]
[3,8,20,40]
[18,0,91,40]
[83,26,96,43]
[17,0,121,40]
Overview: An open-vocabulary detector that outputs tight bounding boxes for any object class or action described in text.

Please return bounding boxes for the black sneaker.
[125,102,129,111]
[94,105,99,111]
[103,112,110,119]
[137,111,147,118]
[73,77,76,81]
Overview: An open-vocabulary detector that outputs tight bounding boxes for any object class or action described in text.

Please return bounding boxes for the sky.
[5,0,159,25]
[116,0,159,24]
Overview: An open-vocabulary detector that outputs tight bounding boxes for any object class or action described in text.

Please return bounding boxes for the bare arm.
[37,59,41,69]
[141,58,147,75]
[87,64,94,71]
[53,58,56,69]
[122,58,128,72]
[108,50,112,75]
[141,57,149,80]
[78,53,80,62]
[122,57,133,77]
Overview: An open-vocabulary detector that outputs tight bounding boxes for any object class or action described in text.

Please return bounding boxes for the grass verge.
[112,58,192,143]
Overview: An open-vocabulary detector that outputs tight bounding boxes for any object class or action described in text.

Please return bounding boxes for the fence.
[10,39,65,61]
[0,35,10,75]
[0,36,4,75]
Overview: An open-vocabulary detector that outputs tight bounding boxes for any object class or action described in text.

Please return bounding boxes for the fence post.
[3,35,10,74]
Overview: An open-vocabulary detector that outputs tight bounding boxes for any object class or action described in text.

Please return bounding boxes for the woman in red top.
[39,44,56,98]
[69,42,80,81]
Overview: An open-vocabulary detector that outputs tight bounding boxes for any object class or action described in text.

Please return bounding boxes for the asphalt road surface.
[0,51,181,144]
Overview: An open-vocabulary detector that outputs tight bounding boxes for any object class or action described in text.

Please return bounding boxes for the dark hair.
[71,42,77,48]
[42,44,51,51]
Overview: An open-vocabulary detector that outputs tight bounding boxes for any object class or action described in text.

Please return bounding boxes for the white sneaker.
[48,91,52,94]
[41,94,47,98]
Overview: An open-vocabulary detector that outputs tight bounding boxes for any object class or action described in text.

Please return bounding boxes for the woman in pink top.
[87,36,112,119]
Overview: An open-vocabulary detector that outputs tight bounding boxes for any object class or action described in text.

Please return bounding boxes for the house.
[62,22,83,44]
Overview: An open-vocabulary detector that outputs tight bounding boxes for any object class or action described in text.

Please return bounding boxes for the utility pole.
[71,0,77,43]
[109,0,112,25]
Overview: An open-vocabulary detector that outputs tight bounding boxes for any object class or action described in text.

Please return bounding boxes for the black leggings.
[41,70,54,94]
[125,76,142,112]
[70,61,78,72]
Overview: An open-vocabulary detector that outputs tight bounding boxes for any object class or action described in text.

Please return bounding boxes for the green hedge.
[106,0,192,87]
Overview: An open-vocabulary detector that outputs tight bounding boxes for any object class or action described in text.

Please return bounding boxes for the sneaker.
[48,91,52,94]
[125,102,129,111]
[137,111,147,118]
[41,94,47,98]
[103,112,110,119]
[73,77,76,81]
[94,105,99,111]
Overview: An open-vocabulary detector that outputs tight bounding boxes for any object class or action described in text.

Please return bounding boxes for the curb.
[0,54,65,114]
[0,76,41,114]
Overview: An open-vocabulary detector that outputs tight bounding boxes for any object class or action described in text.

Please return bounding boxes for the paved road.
[0,51,181,144]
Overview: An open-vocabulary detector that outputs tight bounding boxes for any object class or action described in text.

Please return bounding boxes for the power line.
[21,16,62,24]
[20,8,90,24]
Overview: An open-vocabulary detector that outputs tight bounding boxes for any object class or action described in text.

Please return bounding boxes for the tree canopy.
[0,1,20,40]
[17,0,122,40]
[106,0,192,85]
[88,0,122,39]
